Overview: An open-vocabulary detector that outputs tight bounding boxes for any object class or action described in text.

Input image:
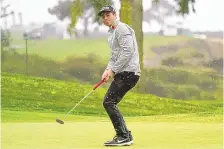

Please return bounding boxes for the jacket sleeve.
[106,57,115,70]
[111,27,134,73]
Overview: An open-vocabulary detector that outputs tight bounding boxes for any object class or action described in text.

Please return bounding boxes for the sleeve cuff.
[111,68,116,74]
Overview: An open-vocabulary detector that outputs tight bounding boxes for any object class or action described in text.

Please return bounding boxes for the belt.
[120,71,141,76]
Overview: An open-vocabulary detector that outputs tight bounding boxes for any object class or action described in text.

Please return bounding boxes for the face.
[101,12,117,27]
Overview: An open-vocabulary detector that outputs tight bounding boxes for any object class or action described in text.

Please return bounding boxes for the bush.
[62,53,106,83]
[162,57,184,67]
[163,84,201,100]
[190,51,204,58]
[204,58,223,74]
[136,67,222,100]
[1,51,72,81]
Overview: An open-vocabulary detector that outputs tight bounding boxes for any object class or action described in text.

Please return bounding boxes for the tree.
[1,1,14,29]
[144,0,177,35]
[119,0,132,26]
[153,0,196,15]
[1,0,13,61]
[131,0,143,71]
[1,29,11,62]
[146,0,196,35]
[48,0,113,37]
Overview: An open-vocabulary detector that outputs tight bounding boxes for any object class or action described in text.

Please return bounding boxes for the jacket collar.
[108,20,120,33]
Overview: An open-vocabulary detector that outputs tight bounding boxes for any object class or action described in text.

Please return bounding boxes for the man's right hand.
[102,70,109,82]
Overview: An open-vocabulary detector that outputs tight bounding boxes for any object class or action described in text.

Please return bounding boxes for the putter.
[56,77,107,124]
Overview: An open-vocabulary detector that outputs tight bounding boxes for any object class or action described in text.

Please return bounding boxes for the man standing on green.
[98,5,141,146]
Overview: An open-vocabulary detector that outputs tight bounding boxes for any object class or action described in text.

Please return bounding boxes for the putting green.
[2,120,222,149]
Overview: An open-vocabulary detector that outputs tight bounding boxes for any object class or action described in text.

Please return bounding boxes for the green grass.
[1,110,223,149]
[187,100,224,107]
[12,38,110,61]
[143,35,191,46]
[2,72,222,116]
[2,110,222,123]
[11,35,190,61]
[143,35,191,59]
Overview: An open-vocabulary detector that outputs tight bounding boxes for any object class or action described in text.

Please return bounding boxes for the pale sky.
[2,0,224,32]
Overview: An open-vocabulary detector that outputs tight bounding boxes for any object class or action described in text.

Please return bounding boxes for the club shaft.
[63,89,94,120]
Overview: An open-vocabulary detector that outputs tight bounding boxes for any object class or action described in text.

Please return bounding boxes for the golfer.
[98,6,141,146]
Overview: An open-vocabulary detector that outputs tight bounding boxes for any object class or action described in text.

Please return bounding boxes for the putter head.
[56,118,64,124]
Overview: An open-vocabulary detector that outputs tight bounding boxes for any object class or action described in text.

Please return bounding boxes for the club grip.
[93,78,106,90]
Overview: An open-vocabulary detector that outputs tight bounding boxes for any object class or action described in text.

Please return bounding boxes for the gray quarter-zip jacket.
[106,20,141,76]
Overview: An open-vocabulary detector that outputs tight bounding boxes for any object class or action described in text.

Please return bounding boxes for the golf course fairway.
[1,111,223,149]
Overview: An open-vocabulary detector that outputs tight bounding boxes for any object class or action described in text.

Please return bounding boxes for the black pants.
[103,71,140,138]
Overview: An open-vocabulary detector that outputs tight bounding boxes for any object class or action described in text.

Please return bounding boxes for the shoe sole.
[104,141,133,146]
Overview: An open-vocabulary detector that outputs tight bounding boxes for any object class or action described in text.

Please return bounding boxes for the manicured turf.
[1,110,223,149]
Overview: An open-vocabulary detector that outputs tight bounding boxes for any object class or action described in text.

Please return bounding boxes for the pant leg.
[103,72,140,137]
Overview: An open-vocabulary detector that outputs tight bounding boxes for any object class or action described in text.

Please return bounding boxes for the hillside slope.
[1,73,221,116]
